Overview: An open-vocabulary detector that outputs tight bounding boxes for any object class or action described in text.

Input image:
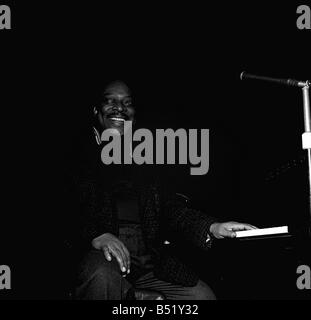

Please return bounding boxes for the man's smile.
[105,113,129,127]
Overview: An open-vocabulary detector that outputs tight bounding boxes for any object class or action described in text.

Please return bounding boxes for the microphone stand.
[241,73,311,239]
[301,83,311,238]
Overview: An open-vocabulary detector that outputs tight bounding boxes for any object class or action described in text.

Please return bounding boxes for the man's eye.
[123,99,132,107]
[102,98,114,106]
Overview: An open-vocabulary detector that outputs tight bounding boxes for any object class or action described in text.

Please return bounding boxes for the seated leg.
[134,272,216,300]
[75,249,132,300]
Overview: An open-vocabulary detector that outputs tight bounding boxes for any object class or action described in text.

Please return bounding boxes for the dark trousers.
[75,224,216,300]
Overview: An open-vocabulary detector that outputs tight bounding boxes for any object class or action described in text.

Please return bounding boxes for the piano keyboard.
[235,226,289,239]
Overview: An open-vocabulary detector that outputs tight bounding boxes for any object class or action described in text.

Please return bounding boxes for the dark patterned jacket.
[70,131,217,287]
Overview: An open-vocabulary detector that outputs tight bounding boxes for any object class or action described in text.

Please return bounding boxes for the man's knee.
[190,280,217,300]
[77,249,120,284]
[75,250,129,299]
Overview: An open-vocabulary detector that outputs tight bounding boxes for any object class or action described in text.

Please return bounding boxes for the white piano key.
[235,226,289,238]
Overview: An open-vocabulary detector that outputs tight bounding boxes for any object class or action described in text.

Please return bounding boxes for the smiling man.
[72,80,257,300]
[95,81,135,136]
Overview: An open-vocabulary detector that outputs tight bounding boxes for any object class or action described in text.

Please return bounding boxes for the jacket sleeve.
[75,167,117,245]
[164,192,218,251]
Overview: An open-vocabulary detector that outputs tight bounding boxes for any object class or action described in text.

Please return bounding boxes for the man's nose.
[113,102,125,112]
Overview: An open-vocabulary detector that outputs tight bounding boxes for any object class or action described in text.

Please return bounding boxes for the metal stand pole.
[240,72,311,237]
[301,83,311,237]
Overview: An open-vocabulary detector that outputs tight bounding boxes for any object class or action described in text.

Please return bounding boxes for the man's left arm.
[164,193,257,251]
[164,193,217,251]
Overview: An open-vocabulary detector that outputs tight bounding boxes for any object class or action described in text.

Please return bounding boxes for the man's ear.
[93,106,98,116]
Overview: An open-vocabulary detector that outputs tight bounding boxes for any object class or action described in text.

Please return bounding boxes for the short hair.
[92,79,133,112]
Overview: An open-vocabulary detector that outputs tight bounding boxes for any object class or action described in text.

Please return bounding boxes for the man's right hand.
[92,233,131,274]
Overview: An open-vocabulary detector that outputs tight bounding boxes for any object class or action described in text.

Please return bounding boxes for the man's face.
[97,81,135,135]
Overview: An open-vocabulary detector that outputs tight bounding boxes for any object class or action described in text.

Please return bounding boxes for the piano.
[216,225,310,299]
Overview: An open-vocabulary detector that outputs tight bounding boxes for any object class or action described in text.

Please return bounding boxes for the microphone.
[240,72,310,88]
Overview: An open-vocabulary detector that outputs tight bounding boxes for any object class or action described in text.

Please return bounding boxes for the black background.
[1,1,310,299]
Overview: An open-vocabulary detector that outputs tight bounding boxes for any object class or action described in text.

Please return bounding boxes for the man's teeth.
[110,117,125,122]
